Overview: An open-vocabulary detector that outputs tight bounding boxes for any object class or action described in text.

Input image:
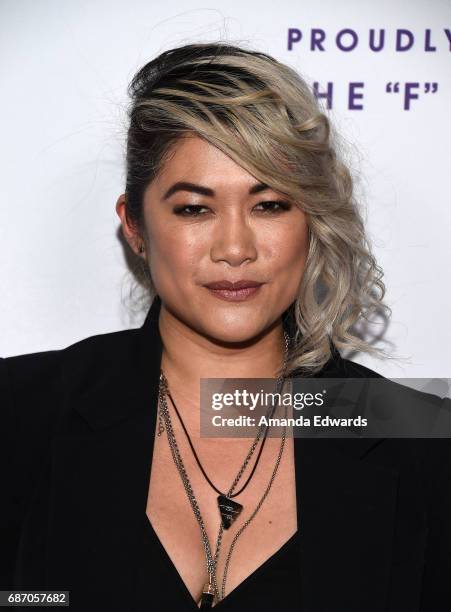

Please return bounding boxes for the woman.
[1,42,450,611]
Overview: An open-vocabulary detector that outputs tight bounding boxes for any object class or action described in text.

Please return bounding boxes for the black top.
[2,294,451,611]
[133,513,301,610]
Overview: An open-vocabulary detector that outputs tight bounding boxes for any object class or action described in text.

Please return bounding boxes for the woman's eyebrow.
[162,181,271,200]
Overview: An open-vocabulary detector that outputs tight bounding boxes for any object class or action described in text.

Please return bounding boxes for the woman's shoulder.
[1,348,63,437]
[0,328,141,497]
[333,354,449,413]
[339,357,385,378]
[0,327,139,434]
[318,353,451,475]
[1,327,138,381]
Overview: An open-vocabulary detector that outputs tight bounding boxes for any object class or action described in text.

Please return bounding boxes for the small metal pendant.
[217,495,243,530]
[199,581,215,609]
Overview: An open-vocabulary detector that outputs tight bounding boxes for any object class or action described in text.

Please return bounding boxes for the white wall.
[1,0,450,381]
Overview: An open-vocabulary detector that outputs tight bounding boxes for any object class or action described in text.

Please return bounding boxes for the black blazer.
[1,295,450,611]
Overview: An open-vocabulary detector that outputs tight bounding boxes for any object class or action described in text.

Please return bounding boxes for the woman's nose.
[210,214,258,266]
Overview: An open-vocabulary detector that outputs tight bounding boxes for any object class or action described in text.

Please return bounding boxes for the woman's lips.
[205,285,263,302]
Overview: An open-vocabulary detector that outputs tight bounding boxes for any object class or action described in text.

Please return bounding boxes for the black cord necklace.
[157,330,290,530]
[161,382,281,531]
[166,389,270,498]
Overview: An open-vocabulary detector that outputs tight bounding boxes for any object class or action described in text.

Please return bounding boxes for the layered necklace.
[157,330,290,608]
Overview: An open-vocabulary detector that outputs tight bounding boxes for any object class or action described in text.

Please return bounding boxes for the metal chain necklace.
[158,375,289,607]
[163,387,271,502]
[157,331,289,527]
[156,331,290,608]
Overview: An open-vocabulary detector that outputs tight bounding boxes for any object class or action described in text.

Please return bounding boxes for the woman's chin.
[198,321,268,347]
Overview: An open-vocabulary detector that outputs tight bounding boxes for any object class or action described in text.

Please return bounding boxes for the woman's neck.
[158,305,286,407]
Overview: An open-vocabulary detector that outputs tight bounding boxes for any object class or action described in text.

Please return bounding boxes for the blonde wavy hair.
[123,41,392,376]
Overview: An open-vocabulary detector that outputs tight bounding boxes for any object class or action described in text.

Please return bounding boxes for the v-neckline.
[143,512,300,609]
[142,436,302,609]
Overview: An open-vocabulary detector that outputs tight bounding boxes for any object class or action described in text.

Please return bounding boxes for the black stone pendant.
[217,495,243,530]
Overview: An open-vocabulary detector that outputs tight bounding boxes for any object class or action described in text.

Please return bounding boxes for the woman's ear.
[115,193,146,258]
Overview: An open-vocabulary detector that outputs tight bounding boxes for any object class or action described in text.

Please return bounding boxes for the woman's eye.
[172,201,291,217]
[254,200,291,213]
[173,205,209,216]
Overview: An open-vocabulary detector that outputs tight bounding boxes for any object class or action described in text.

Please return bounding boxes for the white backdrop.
[1,0,450,380]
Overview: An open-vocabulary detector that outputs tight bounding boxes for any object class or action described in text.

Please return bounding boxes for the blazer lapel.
[46,297,163,607]
[294,438,398,611]
[47,294,398,611]
[292,344,399,611]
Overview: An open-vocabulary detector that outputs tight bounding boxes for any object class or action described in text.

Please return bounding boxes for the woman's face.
[119,134,309,344]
